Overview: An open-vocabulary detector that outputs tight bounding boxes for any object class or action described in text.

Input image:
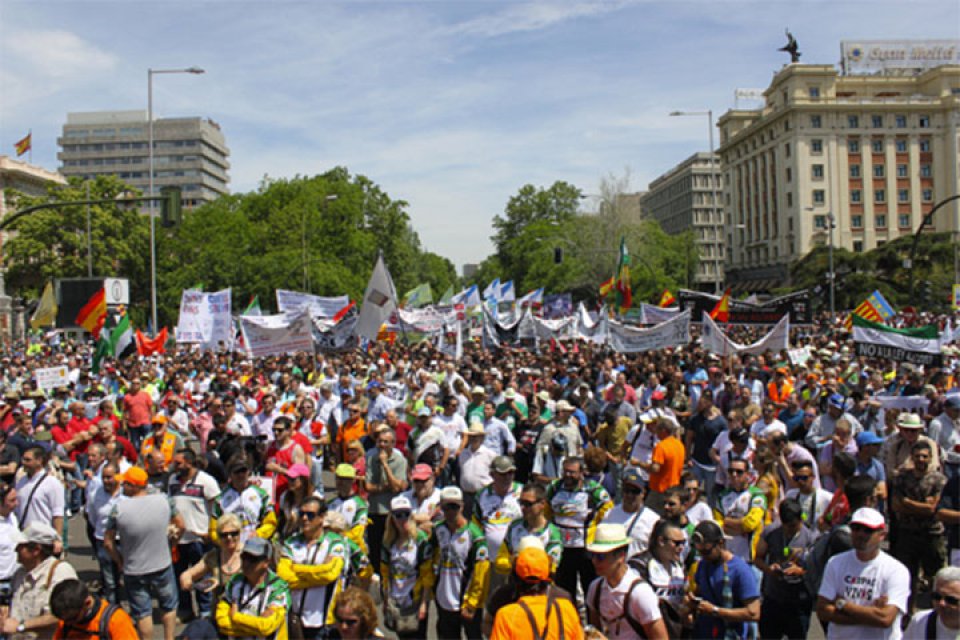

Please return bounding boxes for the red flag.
[658,289,676,307]
[332,300,356,324]
[135,327,168,356]
[75,288,107,338]
[14,133,31,157]
[709,289,731,323]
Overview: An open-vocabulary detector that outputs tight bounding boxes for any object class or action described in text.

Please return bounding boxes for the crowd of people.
[0,312,957,640]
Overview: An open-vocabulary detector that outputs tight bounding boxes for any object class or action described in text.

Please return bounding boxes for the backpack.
[589,578,648,638]
[803,523,850,596]
[62,601,118,639]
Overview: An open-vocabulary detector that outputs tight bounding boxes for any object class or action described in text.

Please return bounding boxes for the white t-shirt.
[15,470,65,530]
[602,505,660,559]
[902,609,957,640]
[586,567,662,640]
[0,512,19,579]
[818,550,910,640]
[685,501,714,526]
[432,413,467,452]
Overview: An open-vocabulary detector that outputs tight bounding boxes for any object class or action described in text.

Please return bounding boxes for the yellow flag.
[30,282,58,330]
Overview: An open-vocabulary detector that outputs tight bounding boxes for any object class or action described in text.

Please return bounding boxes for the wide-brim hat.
[586,523,630,553]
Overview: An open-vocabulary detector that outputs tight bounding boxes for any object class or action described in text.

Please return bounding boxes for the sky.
[1,0,957,272]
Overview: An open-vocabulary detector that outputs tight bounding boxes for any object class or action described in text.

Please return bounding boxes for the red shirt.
[122,391,153,427]
[391,420,413,455]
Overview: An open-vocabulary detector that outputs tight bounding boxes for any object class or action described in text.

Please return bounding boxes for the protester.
[602,467,660,559]
[49,579,139,640]
[213,538,289,639]
[179,512,244,609]
[902,566,960,640]
[379,495,431,638]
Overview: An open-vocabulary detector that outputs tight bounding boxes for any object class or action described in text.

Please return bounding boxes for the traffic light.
[160,186,182,227]
[554,247,563,264]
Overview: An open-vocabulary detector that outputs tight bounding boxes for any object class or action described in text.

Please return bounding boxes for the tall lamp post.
[670,109,721,293]
[806,206,836,321]
[148,66,204,332]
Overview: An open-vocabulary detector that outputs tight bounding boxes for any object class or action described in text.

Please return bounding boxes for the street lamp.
[670,110,721,293]
[806,206,836,321]
[148,66,204,332]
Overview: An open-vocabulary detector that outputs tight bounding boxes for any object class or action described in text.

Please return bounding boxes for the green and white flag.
[853,314,942,366]
[438,285,454,305]
[110,313,134,358]
[403,283,433,308]
[242,295,262,316]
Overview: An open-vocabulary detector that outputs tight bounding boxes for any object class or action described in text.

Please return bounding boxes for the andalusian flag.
[75,288,107,339]
[109,313,134,358]
[438,285,455,305]
[658,289,677,308]
[614,237,632,313]
[403,283,433,308]
[14,133,31,157]
[709,289,731,322]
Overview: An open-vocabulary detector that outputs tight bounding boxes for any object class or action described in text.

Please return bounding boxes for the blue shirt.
[778,407,804,438]
[693,554,760,640]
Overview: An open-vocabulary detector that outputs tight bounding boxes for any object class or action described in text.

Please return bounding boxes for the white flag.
[499,280,516,303]
[356,254,398,341]
[483,278,501,301]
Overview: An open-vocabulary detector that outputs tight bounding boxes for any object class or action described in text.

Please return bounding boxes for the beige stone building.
[640,152,724,291]
[718,63,960,292]
[58,110,230,208]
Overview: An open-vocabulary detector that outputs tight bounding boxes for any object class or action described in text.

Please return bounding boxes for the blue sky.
[1,0,956,270]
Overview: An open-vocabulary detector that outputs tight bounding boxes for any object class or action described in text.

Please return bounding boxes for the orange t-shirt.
[337,417,367,459]
[649,436,685,493]
[55,599,139,640]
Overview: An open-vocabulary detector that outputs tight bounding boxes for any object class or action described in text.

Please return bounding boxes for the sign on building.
[841,40,960,74]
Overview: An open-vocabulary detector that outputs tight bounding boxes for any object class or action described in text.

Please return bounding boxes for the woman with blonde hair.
[179,513,244,610]
[379,495,430,638]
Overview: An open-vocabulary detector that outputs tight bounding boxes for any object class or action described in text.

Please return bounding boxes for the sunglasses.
[849,523,882,533]
[300,511,322,520]
[589,551,618,561]
[273,428,286,434]
[932,592,960,606]
[728,469,747,476]
[392,511,411,520]
[336,616,360,627]
[441,503,461,511]
[241,553,266,563]
[231,468,250,475]
[794,475,811,481]
[518,499,540,508]
[663,538,686,547]
[221,530,241,539]
[623,485,644,495]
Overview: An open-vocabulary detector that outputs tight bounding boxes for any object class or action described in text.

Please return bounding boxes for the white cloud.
[6,29,117,79]
[448,0,634,38]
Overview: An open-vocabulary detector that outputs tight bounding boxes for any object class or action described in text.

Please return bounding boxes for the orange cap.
[151,415,168,425]
[120,466,148,487]
[515,547,551,583]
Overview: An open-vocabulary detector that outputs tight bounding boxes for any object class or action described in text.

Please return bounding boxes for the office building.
[641,153,724,291]
[58,110,230,208]
[718,53,960,292]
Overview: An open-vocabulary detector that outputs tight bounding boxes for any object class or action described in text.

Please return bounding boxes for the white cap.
[440,486,463,503]
[849,507,886,530]
[516,535,546,553]
[390,495,413,512]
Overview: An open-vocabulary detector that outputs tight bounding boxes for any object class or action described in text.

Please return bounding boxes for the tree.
[2,175,151,324]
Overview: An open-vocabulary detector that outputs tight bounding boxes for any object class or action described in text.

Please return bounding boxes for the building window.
[811,139,823,153]
[813,189,826,204]
[872,139,884,153]
[849,164,861,178]
[809,87,820,98]
[848,115,859,128]
[919,139,931,152]
[873,165,885,178]
[814,215,826,229]
[895,115,907,128]
[851,214,863,228]
[895,139,907,153]
[848,139,860,153]
[920,164,932,177]
[851,189,862,203]
[786,167,792,182]
[899,213,911,227]
[853,240,864,252]
[875,189,886,203]
[811,115,822,129]
[896,164,908,178]
[898,189,909,203]
[923,189,933,201]
[871,115,883,128]
[785,143,791,158]
[812,164,824,178]
[919,115,930,128]
[786,192,793,207]
[876,214,887,228]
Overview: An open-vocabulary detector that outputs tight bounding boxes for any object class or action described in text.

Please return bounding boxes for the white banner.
[701,311,790,357]
[518,309,577,340]
[788,346,814,366]
[313,315,359,352]
[842,40,959,74]
[639,303,681,325]
[576,303,609,344]
[35,366,68,392]
[176,289,234,350]
[395,307,458,335]
[276,290,350,319]
[240,310,314,357]
[607,311,690,353]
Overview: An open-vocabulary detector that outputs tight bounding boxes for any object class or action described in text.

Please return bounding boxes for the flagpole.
[381,251,409,346]
[28,129,32,164]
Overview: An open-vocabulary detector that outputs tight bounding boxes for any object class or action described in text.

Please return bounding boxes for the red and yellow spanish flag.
[658,289,677,308]
[843,298,883,331]
[75,288,107,339]
[709,288,731,322]
[14,133,31,157]
[599,275,615,299]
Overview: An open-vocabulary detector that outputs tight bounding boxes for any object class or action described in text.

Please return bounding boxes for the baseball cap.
[471,385,486,395]
[650,390,666,402]
[504,389,517,400]
[286,463,311,479]
[151,415,168,426]
[855,432,884,447]
[367,381,381,391]
[944,395,960,410]
[691,520,727,545]
[556,400,574,412]
[119,466,148,487]
[586,523,630,553]
[13,522,61,547]
[491,456,516,474]
[849,507,886,530]
[827,394,845,409]
[515,547,551,583]
[440,486,463,504]
[242,537,272,559]
[730,427,750,442]
[411,464,433,481]
[466,422,485,436]
[417,406,432,418]
[335,463,357,479]
[622,467,644,488]
[390,495,413,512]
[517,535,546,552]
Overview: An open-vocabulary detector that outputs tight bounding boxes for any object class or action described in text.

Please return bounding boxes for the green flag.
[243,295,262,316]
[438,285,454,305]
[110,313,133,358]
[403,284,433,308]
